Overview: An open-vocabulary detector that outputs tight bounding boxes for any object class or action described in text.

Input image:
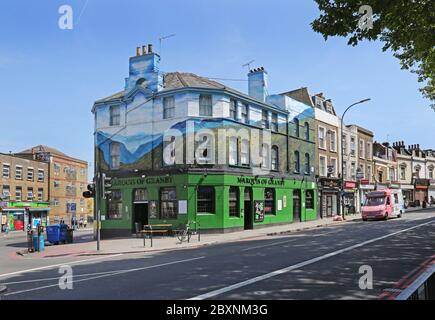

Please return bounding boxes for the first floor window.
[108,190,122,219]
[241,104,249,123]
[319,156,326,176]
[27,188,33,201]
[229,187,240,217]
[197,187,215,214]
[306,190,314,209]
[241,139,250,166]
[294,151,300,173]
[160,187,177,219]
[304,153,310,174]
[15,187,22,201]
[110,142,121,169]
[305,122,310,140]
[230,99,237,120]
[199,94,212,116]
[229,137,238,165]
[3,164,10,178]
[27,168,34,181]
[271,146,279,171]
[262,144,270,169]
[2,185,10,201]
[262,110,269,129]
[110,105,121,126]
[163,96,175,119]
[38,188,43,202]
[264,188,275,215]
[15,166,22,180]
[271,113,278,131]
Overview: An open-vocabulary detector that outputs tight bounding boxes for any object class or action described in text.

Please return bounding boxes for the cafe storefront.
[98,174,318,238]
[0,202,50,232]
[317,177,340,218]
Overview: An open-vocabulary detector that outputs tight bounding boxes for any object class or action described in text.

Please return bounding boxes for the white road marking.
[241,230,337,252]
[189,219,435,300]
[2,270,118,285]
[0,254,123,279]
[4,256,205,297]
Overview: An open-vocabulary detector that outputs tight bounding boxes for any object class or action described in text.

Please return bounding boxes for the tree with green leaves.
[311,0,435,110]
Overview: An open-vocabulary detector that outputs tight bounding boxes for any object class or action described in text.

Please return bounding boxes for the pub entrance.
[244,187,253,230]
[132,189,149,233]
[293,189,301,222]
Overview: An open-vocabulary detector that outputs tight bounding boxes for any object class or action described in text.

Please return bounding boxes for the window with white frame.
[330,131,337,152]
[350,136,356,156]
[229,137,238,166]
[358,164,365,179]
[15,187,22,201]
[2,185,10,201]
[241,139,250,166]
[230,99,237,120]
[359,139,365,159]
[319,155,327,176]
[163,96,175,119]
[429,166,434,179]
[271,146,279,171]
[343,161,347,179]
[27,168,34,181]
[110,142,121,170]
[366,142,372,159]
[330,158,337,177]
[2,164,10,178]
[38,169,44,182]
[342,134,347,155]
[262,110,269,129]
[15,165,22,180]
[199,94,212,116]
[54,163,60,175]
[109,105,121,126]
[241,104,249,124]
[37,188,43,202]
[318,127,326,149]
[27,187,33,201]
[400,165,406,180]
[389,167,396,181]
[367,165,372,181]
[262,144,270,169]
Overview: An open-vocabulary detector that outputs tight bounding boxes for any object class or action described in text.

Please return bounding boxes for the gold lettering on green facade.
[112,176,173,187]
[237,177,284,187]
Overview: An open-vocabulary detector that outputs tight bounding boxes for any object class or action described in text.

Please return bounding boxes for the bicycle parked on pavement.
[176,220,200,243]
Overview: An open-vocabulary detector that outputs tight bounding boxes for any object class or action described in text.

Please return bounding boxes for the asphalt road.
[1,209,435,300]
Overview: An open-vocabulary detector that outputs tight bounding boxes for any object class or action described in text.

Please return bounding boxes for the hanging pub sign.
[254,201,265,223]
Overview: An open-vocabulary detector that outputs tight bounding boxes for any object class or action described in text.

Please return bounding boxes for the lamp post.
[341,98,371,219]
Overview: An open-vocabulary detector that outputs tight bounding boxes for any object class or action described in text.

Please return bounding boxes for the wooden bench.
[140,224,174,247]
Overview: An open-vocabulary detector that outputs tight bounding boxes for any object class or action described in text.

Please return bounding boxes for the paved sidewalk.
[20,214,361,258]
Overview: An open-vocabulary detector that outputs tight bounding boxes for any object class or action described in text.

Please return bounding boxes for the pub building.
[92,46,318,238]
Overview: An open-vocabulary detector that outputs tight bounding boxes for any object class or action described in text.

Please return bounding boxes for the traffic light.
[102,173,112,199]
[83,183,95,198]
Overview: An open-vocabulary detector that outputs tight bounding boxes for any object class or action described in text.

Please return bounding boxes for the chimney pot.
[148,44,153,54]
[142,45,147,55]
[136,47,141,56]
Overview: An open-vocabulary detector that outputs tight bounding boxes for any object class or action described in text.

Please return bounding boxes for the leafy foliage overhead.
[311,0,435,110]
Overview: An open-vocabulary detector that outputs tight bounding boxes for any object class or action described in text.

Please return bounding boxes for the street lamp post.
[341,98,371,219]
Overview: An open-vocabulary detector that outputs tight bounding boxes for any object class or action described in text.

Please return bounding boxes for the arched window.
[294,118,300,137]
[294,151,300,173]
[305,122,310,140]
[271,146,279,171]
[304,153,310,174]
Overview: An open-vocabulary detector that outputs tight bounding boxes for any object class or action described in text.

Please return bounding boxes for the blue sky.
[0,0,433,176]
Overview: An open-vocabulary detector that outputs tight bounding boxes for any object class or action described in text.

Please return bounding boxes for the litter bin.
[66,228,74,244]
[46,225,61,245]
[33,235,45,252]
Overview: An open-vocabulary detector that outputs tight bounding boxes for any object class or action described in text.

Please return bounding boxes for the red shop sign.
[345,181,357,189]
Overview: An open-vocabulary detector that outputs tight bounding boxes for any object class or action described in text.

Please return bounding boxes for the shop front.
[318,178,340,218]
[414,179,429,207]
[98,174,318,238]
[429,180,435,205]
[343,181,358,214]
[0,202,50,232]
[359,179,376,211]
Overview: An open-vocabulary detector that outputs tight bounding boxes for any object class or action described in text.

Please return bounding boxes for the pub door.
[244,188,253,230]
[293,189,301,222]
[133,203,148,233]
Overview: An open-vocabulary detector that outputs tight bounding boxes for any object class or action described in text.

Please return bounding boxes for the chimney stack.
[248,67,269,102]
[136,47,141,56]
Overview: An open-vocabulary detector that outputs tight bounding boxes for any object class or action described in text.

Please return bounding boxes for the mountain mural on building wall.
[96,119,226,167]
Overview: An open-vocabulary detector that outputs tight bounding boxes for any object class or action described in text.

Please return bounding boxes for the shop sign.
[112,176,174,187]
[344,181,357,189]
[254,201,265,223]
[320,179,340,189]
[237,177,285,187]
[360,179,369,185]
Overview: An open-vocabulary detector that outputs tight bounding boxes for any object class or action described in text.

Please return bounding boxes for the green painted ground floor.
[98,173,317,238]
